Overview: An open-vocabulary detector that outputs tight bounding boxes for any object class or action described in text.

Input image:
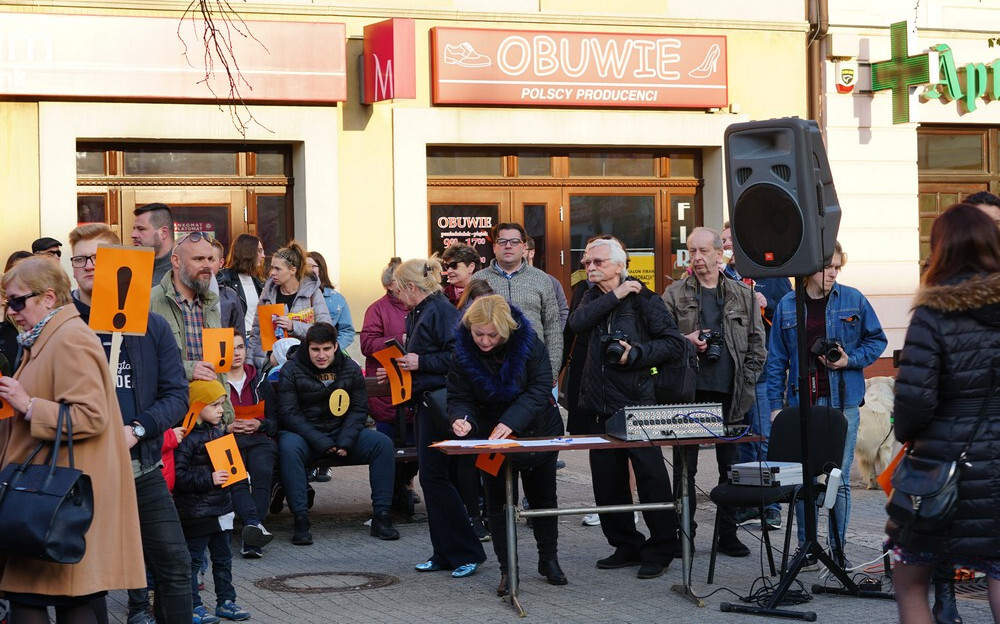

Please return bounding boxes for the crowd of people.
[1,194,999,623]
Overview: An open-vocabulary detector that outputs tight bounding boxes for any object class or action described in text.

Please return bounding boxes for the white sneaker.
[582,513,601,526]
[634,511,641,524]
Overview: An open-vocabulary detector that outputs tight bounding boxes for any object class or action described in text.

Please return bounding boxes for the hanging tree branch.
[178,0,272,135]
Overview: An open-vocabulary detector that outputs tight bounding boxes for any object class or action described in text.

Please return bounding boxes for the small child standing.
[175,380,269,623]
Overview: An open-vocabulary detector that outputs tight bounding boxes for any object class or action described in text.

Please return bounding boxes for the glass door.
[123,189,247,252]
[567,192,658,291]
[513,189,563,279]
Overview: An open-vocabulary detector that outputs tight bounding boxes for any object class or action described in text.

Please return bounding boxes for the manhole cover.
[955,579,988,602]
[255,571,399,594]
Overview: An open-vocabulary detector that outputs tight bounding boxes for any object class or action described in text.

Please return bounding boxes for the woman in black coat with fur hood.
[448,295,566,598]
[890,203,1000,624]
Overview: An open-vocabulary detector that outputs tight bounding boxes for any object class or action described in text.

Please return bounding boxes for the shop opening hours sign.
[431,27,727,109]
[430,205,498,266]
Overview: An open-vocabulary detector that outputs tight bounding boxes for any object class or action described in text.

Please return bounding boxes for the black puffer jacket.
[568,278,687,419]
[173,422,234,521]
[448,310,563,438]
[404,291,459,399]
[277,345,367,454]
[890,272,1000,558]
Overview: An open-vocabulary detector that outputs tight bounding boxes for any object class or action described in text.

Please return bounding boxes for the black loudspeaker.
[724,117,841,278]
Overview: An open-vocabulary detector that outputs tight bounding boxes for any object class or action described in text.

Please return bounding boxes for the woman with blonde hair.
[249,240,331,370]
[387,258,486,578]
[0,257,144,623]
[449,295,565,596]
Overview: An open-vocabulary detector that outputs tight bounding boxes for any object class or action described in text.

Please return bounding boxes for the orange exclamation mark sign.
[206,433,247,487]
[112,266,132,330]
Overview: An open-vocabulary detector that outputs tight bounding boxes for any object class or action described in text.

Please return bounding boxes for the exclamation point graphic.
[224,448,238,474]
[112,266,133,329]
[218,341,227,368]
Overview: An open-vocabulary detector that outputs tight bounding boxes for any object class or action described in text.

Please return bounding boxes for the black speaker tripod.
[719,276,894,621]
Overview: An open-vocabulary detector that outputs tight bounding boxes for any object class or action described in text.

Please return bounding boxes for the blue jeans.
[187,530,234,608]
[278,428,395,516]
[795,400,860,550]
[737,380,779,513]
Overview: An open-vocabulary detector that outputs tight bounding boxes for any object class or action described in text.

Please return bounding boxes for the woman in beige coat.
[0,257,144,623]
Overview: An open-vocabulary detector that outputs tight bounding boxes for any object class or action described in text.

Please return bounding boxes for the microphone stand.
[720,276,893,620]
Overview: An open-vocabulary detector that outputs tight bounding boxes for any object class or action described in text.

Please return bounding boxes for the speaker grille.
[736,167,752,185]
[771,164,791,182]
[732,183,803,269]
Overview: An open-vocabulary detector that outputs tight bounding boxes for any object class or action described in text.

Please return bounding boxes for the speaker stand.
[719,276,893,621]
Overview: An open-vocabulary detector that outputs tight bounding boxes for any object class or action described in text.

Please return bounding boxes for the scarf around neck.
[17,306,63,349]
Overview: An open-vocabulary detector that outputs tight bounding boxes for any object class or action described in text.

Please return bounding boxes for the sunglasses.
[4,292,39,313]
[176,231,212,246]
[582,258,612,268]
[444,261,462,270]
[34,249,61,258]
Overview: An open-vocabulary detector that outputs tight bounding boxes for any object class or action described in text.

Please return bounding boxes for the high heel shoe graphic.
[689,44,721,79]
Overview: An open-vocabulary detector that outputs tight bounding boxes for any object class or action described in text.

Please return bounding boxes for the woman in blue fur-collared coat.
[448,295,565,597]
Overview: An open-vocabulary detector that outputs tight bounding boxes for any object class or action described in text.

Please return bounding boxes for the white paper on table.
[431,439,524,448]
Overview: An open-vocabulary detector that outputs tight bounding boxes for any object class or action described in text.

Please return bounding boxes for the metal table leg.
[671,447,705,607]
[504,459,525,616]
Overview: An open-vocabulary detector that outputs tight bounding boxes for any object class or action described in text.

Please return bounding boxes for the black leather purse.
[886,383,998,539]
[0,403,94,563]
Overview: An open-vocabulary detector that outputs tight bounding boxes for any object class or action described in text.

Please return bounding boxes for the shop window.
[569,194,656,285]
[517,152,551,176]
[568,152,655,177]
[255,153,286,176]
[427,149,503,176]
[77,194,106,224]
[523,203,547,271]
[123,150,237,176]
[76,151,104,176]
[917,132,985,172]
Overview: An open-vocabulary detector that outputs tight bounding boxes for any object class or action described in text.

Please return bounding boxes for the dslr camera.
[698,330,724,363]
[601,330,631,364]
[811,337,844,363]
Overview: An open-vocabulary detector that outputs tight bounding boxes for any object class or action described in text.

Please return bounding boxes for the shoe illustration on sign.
[689,43,721,78]
[444,42,492,68]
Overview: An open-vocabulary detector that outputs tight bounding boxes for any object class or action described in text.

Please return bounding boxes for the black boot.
[497,573,509,597]
[932,581,963,624]
[292,514,312,545]
[538,556,568,585]
[370,512,400,541]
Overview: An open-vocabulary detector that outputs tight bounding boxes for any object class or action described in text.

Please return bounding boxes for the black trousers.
[415,405,487,568]
[236,434,277,521]
[481,453,559,573]
[579,409,680,565]
[127,469,193,624]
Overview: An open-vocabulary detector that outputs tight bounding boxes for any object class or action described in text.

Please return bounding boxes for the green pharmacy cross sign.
[871,21,932,124]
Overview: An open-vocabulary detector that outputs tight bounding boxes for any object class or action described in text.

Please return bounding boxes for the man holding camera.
[765,241,886,568]
[568,238,687,580]
[662,227,767,557]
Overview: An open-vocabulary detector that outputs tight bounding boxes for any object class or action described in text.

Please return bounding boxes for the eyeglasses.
[34,249,61,258]
[582,257,612,268]
[70,254,98,268]
[176,231,211,246]
[4,292,39,313]
[444,261,461,270]
[495,238,524,247]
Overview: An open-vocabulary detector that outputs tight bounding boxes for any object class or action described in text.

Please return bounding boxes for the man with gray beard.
[150,232,235,422]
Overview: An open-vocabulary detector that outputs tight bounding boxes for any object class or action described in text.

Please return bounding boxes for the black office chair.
[706,406,848,584]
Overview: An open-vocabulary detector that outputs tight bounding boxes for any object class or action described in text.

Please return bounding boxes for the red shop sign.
[431,27,727,109]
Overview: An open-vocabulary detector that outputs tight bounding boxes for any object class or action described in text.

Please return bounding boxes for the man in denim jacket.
[765,242,887,567]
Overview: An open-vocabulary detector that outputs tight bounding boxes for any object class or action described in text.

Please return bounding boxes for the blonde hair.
[381,257,402,289]
[394,257,443,294]
[273,240,309,281]
[69,223,121,247]
[461,295,519,341]
[2,256,72,306]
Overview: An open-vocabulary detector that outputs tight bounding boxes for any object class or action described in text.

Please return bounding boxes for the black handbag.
[0,403,94,563]
[422,387,455,440]
[886,383,998,537]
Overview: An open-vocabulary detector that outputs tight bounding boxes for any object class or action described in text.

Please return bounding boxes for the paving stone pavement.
[103,445,994,623]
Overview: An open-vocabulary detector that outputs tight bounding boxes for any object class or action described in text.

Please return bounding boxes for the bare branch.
[178,0,273,136]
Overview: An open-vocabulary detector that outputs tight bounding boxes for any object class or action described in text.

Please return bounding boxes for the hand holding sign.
[205,433,247,487]
[0,376,16,420]
[257,304,287,353]
[372,344,411,405]
[90,246,154,335]
[181,402,205,436]
[203,328,235,373]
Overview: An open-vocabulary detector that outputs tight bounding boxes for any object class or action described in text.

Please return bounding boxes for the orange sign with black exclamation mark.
[206,433,247,487]
[90,245,154,335]
[203,328,234,372]
[372,344,412,405]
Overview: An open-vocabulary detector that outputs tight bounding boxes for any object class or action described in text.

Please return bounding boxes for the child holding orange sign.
[174,380,271,623]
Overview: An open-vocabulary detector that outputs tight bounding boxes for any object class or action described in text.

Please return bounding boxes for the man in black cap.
[31,236,62,260]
